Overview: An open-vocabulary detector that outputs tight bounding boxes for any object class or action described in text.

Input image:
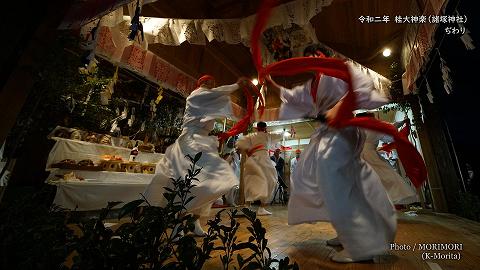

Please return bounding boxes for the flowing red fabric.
[378,122,411,153]
[218,82,261,141]
[378,143,395,153]
[340,118,426,187]
[250,0,427,187]
[247,144,265,156]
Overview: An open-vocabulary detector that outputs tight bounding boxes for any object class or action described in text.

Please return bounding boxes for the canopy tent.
[62,0,447,96]
[73,0,400,123]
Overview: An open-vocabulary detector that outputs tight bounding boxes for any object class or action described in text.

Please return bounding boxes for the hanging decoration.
[128,0,144,42]
[110,120,118,133]
[425,78,434,103]
[459,28,475,50]
[289,125,296,138]
[100,119,108,129]
[80,20,99,56]
[141,85,149,105]
[100,90,110,105]
[439,51,453,94]
[65,95,76,113]
[155,88,164,104]
[81,88,95,116]
[79,19,101,75]
[457,10,475,50]
[128,107,136,127]
[121,106,128,120]
[263,25,294,61]
[149,100,157,120]
[86,0,388,97]
[100,66,119,105]
[418,95,425,123]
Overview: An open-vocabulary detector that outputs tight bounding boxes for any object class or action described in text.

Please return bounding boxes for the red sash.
[247,144,266,157]
[249,0,427,187]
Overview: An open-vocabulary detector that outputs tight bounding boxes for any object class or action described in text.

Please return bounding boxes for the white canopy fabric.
[79,0,390,106]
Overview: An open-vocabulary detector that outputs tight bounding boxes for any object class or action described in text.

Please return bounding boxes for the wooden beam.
[204,46,244,78]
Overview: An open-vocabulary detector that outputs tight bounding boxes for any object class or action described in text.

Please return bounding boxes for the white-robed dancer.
[290,149,301,183]
[224,149,241,206]
[235,121,279,215]
[358,113,418,205]
[266,44,395,263]
[144,75,244,236]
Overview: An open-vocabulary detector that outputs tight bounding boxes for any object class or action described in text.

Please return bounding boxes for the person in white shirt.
[289,149,301,183]
[357,112,418,205]
[236,122,280,215]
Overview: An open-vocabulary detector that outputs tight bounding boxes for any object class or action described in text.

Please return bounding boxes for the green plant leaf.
[185,154,194,163]
[194,152,202,163]
[184,196,195,206]
[237,254,244,267]
[159,261,179,270]
[163,187,174,193]
[118,199,144,220]
[107,201,123,209]
[234,242,259,253]
[244,261,262,270]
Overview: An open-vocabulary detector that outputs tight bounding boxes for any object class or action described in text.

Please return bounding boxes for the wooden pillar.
[413,97,464,213]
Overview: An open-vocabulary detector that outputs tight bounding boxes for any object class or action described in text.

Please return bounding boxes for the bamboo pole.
[238,150,247,206]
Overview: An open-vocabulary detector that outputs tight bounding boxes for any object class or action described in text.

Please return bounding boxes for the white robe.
[224,152,241,206]
[290,157,299,182]
[232,152,241,180]
[143,84,239,216]
[281,63,396,259]
[362,130,418,204]
[236,132,279,203]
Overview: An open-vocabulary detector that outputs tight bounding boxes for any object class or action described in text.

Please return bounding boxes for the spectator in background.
[271,148,287,189]
[290,149,301,183]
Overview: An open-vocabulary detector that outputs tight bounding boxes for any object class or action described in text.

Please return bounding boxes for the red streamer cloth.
[218,82,260,141]
[378,143,395,153]
[249,0,427,187]
[247,144,265,157]
[378,123,411,153]
[280,145,292,151]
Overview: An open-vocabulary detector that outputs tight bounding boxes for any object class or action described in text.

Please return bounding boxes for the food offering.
[51,159,102,171]
[100,155,124,172]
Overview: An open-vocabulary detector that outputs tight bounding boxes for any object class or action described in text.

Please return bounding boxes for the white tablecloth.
[47,169,155,210]
[46,137,164,170]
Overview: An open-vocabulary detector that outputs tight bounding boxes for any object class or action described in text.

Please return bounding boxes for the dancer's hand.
[264,75,281,97]
[265,75,273,83]
[325,99,344,125]
[237,77,252,88]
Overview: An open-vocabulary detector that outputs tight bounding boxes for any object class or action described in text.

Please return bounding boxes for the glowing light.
[252,78,259,85]
[383,48,392,57]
